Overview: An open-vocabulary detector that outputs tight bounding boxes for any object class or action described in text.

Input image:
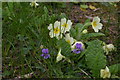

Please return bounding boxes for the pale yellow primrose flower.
[48,21,61,39]
[100,66,111,78]
[30,0,39,8]
[103,44,115,55]
[56,48,65,63]
[64,33,75,45]
[71,41,85,51]
[91,16,103,32]
[54,21,61,39]
[82,29,88,34]
[61,18,72,33]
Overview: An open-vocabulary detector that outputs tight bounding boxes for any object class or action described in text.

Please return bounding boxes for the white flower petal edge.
[93,16,100,23]
[97,23,103,29]
[61,18,67,33]
[30,0,39,8]
[48,24,53,30]
[54,21,60,28]
[71,41,85,51]
[56,48,65,63]
[35,2,39,6]
[65,20,72,32]
[93,28,99,32]
[49,30,54,38]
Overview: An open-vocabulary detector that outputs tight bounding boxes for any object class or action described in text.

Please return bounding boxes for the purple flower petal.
[42,49,49,54]
[41,48,50,59]
[76,43,82,49]
[41,54,44,56]
[73,49,81,54]
[76,43,84,51]
[44,54,50,59]
[47,54,50,58]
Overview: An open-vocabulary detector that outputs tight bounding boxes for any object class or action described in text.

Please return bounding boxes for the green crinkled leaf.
[81,33,105,40]
[85,40,106,77]
[73,22,91,40]
[109,64,120,74]
[56,39,71,57]
[70,27,77,38]
[75,23,84,33]
[74,23,83,40]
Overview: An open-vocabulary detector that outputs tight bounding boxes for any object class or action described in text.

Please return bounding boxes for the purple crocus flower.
[41,49,50,59]
[73,49,81,54]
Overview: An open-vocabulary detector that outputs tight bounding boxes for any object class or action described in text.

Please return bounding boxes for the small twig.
[78,68,92,78]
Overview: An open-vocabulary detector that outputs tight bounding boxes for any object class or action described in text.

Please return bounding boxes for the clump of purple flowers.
[41,49,50,59]
[73,43,84,54]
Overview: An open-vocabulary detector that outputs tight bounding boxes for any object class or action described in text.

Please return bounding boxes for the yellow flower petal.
[89,5,96,10]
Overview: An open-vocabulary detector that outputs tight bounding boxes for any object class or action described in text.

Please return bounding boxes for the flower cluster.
[41,49,50,59]
[48,18,85,55]
[48,18,72,40]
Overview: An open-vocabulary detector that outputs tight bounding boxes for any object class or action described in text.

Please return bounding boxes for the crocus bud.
[82,29,88,34]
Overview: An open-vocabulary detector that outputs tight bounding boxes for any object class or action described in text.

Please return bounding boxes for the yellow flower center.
[54,27,60,34]
[67,40,70,44]
[92,21,97,27]
[62,23,68,28]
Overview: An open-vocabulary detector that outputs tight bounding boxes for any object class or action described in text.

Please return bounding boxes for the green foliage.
[2,2,119,78]
[57,39,71,57]
[81,33,105,40]
[70,20,91,40]
[80,4,88,9]
[109,64,120,74]
[85,40,106,77]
